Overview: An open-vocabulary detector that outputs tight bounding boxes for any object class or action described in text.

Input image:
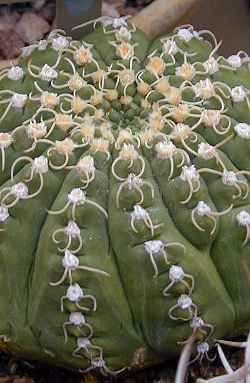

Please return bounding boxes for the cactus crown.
[0,17,250,375]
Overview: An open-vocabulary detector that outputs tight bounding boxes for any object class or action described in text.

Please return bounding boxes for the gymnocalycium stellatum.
[0,16,250,378]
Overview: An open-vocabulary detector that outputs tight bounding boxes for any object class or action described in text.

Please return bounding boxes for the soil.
[0,345,246,383]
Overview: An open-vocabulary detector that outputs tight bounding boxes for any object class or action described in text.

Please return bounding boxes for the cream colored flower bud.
[146,56,166,76]
[55,114,73,131]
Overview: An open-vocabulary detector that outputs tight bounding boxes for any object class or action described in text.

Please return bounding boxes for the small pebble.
[16,12,50,44]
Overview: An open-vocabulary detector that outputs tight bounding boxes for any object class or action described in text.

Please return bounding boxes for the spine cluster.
[0,17,249,374]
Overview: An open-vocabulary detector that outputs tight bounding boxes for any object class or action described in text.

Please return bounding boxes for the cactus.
[0,18,250,376]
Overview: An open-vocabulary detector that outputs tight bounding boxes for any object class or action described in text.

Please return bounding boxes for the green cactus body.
[0,19,250,375]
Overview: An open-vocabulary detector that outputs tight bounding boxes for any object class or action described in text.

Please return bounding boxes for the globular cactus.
[0,17,250,377]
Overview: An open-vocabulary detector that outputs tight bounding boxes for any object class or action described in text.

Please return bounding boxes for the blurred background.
[187,0,250,55]
[0,0,249,66]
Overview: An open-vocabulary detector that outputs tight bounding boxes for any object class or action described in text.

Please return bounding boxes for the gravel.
[0,0,151,60]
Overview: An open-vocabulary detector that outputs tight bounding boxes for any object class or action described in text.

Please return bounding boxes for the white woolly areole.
[194,79,215,99]
[119,144,138,161]
[26,121,47,140]
[77,337,91,349]
[155,141,177,160]
[0,133,13,148]
[177,28,194,42]
[76,156,95,174]
[55,138,75,154]
[148,109,165,130]
[231,86,246,103]
[0,206,9,223]
[139,129,154,146]
[197,342,209,353]
[203,57,219,74]
[196,201,212,216]
[92,357,105,368]
[236,210,250,226]
[100,16,115,27]
[90,138,109,155]
[66,283,84,302]
[112,17,128,29]
[7,66,24,81]
[180,165,200,182]
[62,250,79,269]
[32,156,48,174]
[11,182,29,199]
[69,312,86,326]
[52,36,69,51]
[192,31,201,39]
[163,40,178,56]
[37,40,48,51]
[172,123,191,141]
[222,170,237,186]
[234,123,250,139]
[115,27,132,42]
[40,65,58,82]
[11,93,27,108]
[68,74,86,91]
[144,240,163,254]
[131,205,148,220]
[126,174,143,190]
[68,188,86,205]
[198,143,216,160]
[119,69,135,86]
[227,55,242,68]
[177,294,193,309]
[190,316,204,329]
[117,129,133,145]
[201,109,221,127]
[65,221,81,237]
[169,265,185,281]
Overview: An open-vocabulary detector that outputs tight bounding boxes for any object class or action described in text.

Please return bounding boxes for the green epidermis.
[0,21,250,374]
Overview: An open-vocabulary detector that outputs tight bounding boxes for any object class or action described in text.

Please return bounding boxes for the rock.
[102,2,120,18]
[0,29,24,59]
[0,10,21,32]
[36,2,56,23]
[51,18,57,31]
[31,0,46,10]
[16,12,50,44]
[119,6,139,15]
